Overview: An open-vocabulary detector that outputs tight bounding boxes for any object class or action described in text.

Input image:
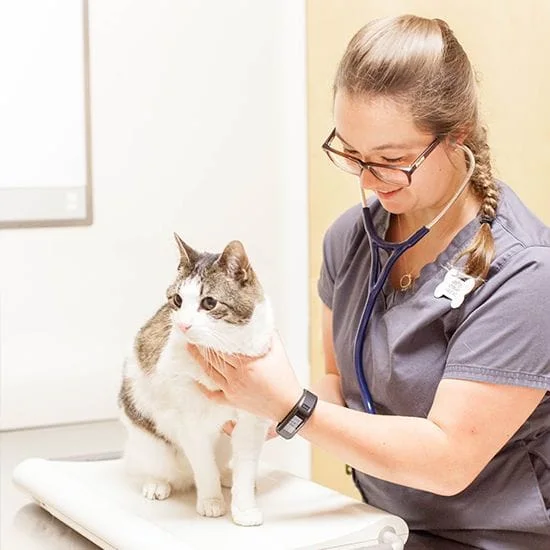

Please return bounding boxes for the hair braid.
[457,126,499,281]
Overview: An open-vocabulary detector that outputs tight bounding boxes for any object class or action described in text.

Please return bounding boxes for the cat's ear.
[173,233,198,268]
[217,240,254,284]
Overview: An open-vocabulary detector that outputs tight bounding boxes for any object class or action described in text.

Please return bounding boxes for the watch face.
[279,415,304,439]
[287,416,304,432]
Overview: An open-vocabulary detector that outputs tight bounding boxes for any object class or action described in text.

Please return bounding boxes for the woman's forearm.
[299,400,463,496]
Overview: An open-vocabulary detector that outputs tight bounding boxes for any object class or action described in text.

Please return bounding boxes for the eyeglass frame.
[322,128,441,187]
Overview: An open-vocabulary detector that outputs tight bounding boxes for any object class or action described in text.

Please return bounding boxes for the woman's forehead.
[333,90,426,151]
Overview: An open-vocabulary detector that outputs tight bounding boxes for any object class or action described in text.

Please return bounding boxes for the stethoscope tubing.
[354,218,428,414]
[353,144,476,414]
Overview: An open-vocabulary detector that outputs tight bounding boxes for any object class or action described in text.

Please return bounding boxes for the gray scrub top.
[318,181,550,549]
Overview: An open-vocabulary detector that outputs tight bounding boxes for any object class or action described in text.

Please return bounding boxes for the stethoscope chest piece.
[433,268,476,308]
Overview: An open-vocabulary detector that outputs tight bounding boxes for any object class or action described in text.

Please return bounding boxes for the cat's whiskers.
[203,345,241,390]
[204,332,245,371]
[210,347,227,373]
[200,330,233,354]
[202,347,219,382]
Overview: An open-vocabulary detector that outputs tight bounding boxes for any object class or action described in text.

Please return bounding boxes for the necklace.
[396,215,417,292]
[393,183,479,292]
[399,271,414,291]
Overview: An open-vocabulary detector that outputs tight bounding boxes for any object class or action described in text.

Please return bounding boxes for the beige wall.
[308,0,550,498]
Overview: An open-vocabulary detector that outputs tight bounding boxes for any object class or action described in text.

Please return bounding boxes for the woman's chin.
[376,191,408,214]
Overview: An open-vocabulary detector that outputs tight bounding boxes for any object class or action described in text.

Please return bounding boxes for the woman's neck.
[395,186,480,243]
[387,186,481,291]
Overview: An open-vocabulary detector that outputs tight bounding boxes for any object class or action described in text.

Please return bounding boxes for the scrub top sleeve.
[444,246,550,390]
[318,230,336,308]
[317,204,362,310]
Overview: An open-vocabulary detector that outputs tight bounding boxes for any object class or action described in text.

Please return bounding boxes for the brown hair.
[334,15,497,280]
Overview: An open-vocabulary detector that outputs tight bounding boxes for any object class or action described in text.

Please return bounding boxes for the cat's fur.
[118,234,273,526]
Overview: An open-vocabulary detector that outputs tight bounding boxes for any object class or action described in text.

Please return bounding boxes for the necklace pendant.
[399,273,414,292]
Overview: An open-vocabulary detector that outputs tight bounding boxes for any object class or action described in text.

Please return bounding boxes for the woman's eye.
[382,156,405,164]
[200,297,218,311]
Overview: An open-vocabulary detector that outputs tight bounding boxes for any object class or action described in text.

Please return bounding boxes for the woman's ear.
[449,128,469,147]
[446,136,460,148]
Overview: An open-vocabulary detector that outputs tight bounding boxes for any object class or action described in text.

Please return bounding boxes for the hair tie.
[479,214,494,227]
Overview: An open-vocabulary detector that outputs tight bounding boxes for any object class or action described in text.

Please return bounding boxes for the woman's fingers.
[195,382,229,405]
[186,342,206,365]
[187,344,229,385]
[221,420,278,440]
[222,420,236,435]
[214,351,248,370]
[266,424,278,440]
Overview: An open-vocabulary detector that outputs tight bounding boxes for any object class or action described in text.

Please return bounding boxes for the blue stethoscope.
[354,144,476,414]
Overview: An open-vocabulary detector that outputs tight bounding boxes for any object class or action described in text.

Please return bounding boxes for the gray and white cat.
[118,234,273,526]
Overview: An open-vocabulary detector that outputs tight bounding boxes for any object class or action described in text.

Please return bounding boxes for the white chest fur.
[127,339,236,441]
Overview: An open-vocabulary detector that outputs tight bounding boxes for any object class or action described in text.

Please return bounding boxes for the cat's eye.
[172,294,182,309]
[200,297,217,311]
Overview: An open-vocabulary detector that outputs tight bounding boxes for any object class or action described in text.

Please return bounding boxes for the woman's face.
[333,90,465,217]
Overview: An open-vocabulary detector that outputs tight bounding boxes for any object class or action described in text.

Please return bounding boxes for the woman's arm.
[300,378,544,495]
[188,308,545,496]
[310,305,346,407]
[303,308,545,495]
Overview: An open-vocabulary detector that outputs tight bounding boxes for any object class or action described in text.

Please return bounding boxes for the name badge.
[434,268,476,308]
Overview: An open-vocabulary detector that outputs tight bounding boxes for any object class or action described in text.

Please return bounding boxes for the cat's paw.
[220,468,232,488]
[232,505,263,527]
[196,496,226,518]
[142,480,172,500]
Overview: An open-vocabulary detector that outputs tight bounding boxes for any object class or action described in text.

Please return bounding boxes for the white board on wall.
[0,0,91,228]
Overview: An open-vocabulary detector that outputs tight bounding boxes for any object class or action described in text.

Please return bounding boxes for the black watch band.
[275,389,318,440]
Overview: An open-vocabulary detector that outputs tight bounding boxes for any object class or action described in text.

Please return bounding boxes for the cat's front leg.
[230,412,270,526]
[177,430,226,518]
[215,432,233,489]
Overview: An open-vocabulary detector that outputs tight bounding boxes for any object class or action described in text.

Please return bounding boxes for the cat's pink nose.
[178,323,192,333]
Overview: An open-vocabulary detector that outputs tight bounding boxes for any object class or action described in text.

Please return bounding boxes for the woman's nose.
[359,167,375,189]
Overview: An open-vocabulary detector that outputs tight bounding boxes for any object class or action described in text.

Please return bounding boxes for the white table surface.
[1,420,125,549]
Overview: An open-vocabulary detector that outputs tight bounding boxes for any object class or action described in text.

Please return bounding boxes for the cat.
[118,233,274,526]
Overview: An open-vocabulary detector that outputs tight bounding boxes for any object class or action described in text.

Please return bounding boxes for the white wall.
[0,0,309,476]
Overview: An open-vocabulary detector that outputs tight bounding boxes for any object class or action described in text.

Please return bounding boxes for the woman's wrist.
[272,388,304,424]
[275,389,319,440]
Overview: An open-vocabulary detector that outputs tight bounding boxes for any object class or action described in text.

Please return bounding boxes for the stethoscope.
[354,144,476,414]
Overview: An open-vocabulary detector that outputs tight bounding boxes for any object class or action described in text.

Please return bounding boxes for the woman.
[188,15,550,549]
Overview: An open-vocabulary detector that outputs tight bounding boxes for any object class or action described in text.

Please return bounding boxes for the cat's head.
[166,233,273,355]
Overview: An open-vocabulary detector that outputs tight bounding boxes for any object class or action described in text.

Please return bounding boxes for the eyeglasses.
[322,129,441,187]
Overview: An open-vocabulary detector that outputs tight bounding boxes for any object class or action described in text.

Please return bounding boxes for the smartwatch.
[275,389,318,440]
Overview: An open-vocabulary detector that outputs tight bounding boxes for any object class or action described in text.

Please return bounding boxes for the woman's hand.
[186,332,303,423]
